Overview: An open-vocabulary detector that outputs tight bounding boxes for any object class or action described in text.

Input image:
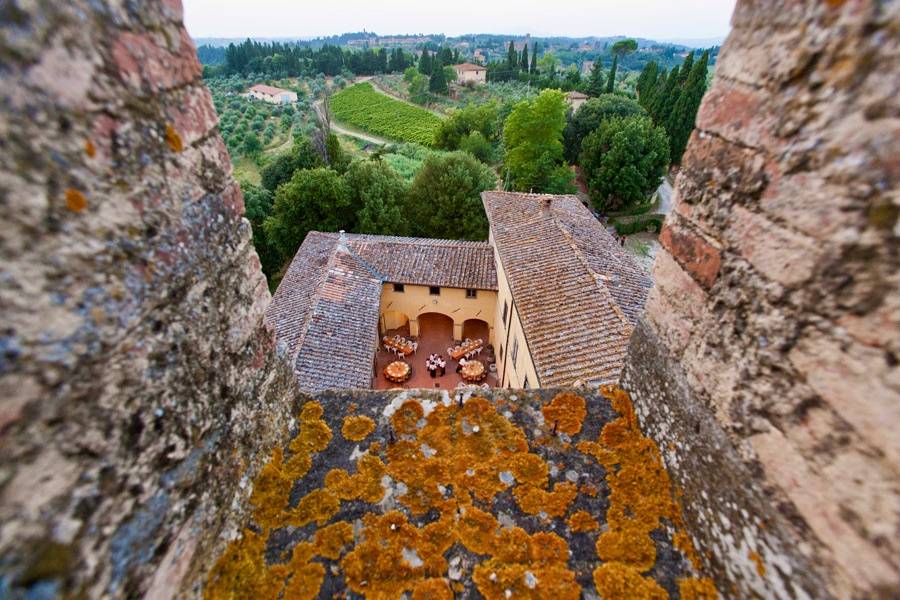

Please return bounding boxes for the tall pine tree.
[531,42,540,74]
[521,44,530,72]
[605,54,618,93]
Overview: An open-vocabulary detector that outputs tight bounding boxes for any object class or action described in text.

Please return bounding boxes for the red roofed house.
[453,62,487,85]
[246,84,298,105]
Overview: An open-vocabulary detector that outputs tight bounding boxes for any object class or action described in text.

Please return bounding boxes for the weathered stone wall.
[0,1,296,597]
[623,1,899,598]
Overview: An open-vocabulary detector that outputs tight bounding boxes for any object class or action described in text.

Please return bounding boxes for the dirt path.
[312,97,389,146]
[368,79,447,118]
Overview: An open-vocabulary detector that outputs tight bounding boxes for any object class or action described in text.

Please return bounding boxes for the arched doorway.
[417,312,454,342]
[462,318,489,342]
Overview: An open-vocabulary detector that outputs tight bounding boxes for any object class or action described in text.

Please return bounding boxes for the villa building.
[245,84,298,104]
[453,62,487,84]
[266,192,651,393]
[566,90,589,111]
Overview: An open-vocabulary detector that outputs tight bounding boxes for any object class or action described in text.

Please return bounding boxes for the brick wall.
[623,1,899,598]
[0,1,296,597]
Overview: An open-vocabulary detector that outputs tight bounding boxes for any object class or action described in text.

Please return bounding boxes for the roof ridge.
[548,207,634,336]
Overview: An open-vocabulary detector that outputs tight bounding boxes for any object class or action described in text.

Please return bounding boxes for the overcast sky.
[184,0,736,41]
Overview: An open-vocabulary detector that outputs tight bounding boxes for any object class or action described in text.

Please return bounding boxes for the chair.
[481,383,490,389]
[447,347,454,355]
[411,342,418,354]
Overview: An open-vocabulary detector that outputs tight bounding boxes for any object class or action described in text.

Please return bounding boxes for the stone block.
[659,220,722,290]
[728,205,821,287]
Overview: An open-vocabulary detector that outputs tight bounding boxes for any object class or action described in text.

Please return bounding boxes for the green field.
[330,83,442,146]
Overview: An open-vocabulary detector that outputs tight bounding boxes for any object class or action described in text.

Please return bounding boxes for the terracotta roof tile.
[453,62,485,71]
[482,192,651,387]
[266,232,497,393]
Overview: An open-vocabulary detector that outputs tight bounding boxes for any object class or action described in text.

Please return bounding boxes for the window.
[393,283,405,293]
[429,286,441,296]
[523,376,530,389]
[511,337,519,364]
[502,300,509,325]
[466,288,477,299]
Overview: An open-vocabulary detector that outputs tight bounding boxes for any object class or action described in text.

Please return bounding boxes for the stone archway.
[462,318,489,342]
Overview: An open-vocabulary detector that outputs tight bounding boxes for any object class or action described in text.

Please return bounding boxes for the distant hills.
[193,33,721,51]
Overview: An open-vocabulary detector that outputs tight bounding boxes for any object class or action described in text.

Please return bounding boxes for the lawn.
[330,83,442,146]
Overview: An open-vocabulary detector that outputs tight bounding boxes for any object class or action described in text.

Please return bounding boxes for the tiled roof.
[267,232,381,393]
[454,62,485,71]
[266,232,497,393]
[344,234,497,290]
[249,84,294,96]
[482,192,652,387]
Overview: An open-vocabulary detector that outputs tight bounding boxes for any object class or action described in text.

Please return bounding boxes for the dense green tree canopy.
[405,152,496,240]
[264,167,354,262]
[503,89,574,193]
[343,159,408,236]
[433,102,499,151]
[241,183,280,281]
[260,136,323,192]
[563,94,646,163]
[580,116,670,211]
[586,59,605,97]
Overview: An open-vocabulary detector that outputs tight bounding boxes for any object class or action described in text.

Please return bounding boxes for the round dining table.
[460,359,486,383]
[384,360,411,384]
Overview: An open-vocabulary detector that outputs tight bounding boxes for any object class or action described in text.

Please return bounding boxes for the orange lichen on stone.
[578,386,717,596]
[84,139,96,157]
[289,488,340,529]
[204,529,286,600]
[566,510,600,532]
[512,482,578,517]
[315,521,355,560]
[342,414,376,441]
[392,399,424,435]
[165,123,183,152]
[509,453,549,487]
[541,392,587,435]
[593,562,667,600]
[678,577,719,600]
[596,528,657,572]
[341,511,439,598]
[411,577,453,600]
[281,542,325,600]
[748,550,766,577]
[65,189,87,212]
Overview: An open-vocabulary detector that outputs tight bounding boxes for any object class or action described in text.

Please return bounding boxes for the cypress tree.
[678,51,694,86]
[667,50,710,162]
[646,67,668,120]
[531,42,540,74]
[656,65,681,125]
[521,44,529,72]
[605,54,618,93]
[587,59,605,96]
[429,57,448,94]
[636,60,658,100]
[418,49,431,75]
[507,40,518,71]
